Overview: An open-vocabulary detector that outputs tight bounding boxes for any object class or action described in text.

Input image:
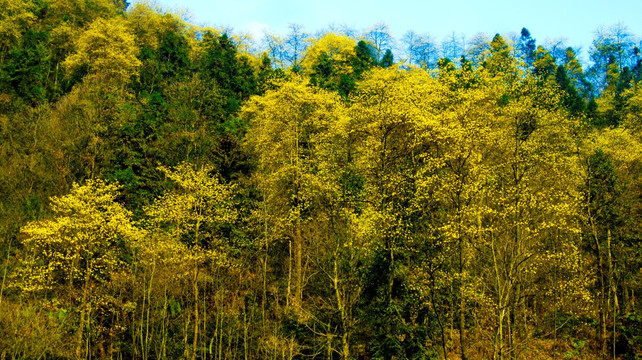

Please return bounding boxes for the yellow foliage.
[47,0,120,26]
[18,180,143,293]
[589,127,642,167]
[243,77,348,200]
[623,82,642,134]
[63,17,141,85]
[0,0,36,51]
[301,33,356,75]
[127,1,188,50]
[146,162,237,247]
[242,77,351,262]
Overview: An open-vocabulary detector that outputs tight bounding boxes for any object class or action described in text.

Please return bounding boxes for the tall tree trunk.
[591,217,607,358]
[294,224,303,309]
[608,229,616,360]
[459,232,468,360]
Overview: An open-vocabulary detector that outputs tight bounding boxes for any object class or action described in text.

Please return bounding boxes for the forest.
[1,0,642,359]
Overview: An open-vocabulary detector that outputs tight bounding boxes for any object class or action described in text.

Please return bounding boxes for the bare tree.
[402,30,439,68]
[285,23,309,70]
[364,22,395,62]
[442,32,465,61]
[467,32,490,66]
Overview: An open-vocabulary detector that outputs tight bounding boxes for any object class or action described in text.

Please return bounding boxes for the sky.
[137,0,642,62]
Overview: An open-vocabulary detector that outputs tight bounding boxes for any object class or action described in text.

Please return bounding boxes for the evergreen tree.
[518,27,536,68]
[379,49,394,68]
[555,64,585,115]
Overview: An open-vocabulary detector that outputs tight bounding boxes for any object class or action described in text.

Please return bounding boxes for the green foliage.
[199,32,257,113]
[616,313,642,359]
[379,49,394,68]
[556,65,585,115]
[585,148,621,227]
[353,40,376,76]
[1,30,50,104]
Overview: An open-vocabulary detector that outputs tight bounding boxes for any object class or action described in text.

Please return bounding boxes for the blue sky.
[138,0,642,61]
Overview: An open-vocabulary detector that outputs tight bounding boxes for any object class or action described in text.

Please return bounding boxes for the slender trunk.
[333,250,350,359]
[430,275,448,360]
[161,285,168,359]
[144,264,155,360]
[218,308,224,360]
[287,239,292,309]
[192,266,199,360]
[455,199,468,360]
[498,308,504,360]
[592,220,606,358]
[263,201,269,325]
[244,306,249,360]
[77,261,91,360]
[492,233,504,360]
[0,237,11,307]
[608,229,616,360]
[507,306,513,360]
[294,224,303,309]
[459,234,467,360]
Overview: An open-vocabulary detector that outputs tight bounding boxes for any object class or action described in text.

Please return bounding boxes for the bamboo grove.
[1,1,642,359]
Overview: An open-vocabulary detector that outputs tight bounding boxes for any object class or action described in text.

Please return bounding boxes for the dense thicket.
[1,1,642,359]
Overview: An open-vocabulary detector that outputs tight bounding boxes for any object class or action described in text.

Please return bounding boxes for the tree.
[517,27,536,69]
[588,24,634,94]
[63,18,141,87]
[364,22,394,63]
[583,148,621,357]
[563,47,592,99]
[353,39,376,76]
[401,31,439,68]
[0,0,36,64]
[284,23,309,71]
[243,78,347,313]
[348,67,445,359]
[442,32,465,62]
[302,33,355,78]
[263,32,286,68]
[145,162,237,359]
[198,31,258,127]
[466,32,490,67]
[533,46,557,81]
[622,82,642,133]
[63,17,141,87]
[401,30,421,66]
[18,180,143,358]
[543,37,569,64]
[137,29,192,94]
[483,34,519,80]
[2,30,50,104]
[484,78,584,359]
[556,64,585,115]
[127,1,187,51]
[379,49,394,68]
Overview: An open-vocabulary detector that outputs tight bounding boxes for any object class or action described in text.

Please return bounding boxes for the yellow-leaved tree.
[622,82,642,135]
[146,162,237,248]
[127,1,189,51]
[301,32,356,75]
[0,0,36,62]
[63,17,141,86]
[483,77,587,358]
[144,162,237,360]
[347,66,458,358]
[17,179,143,358]
[302,33,358,95]
[19,180,141,292]
[243,78,353,357]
